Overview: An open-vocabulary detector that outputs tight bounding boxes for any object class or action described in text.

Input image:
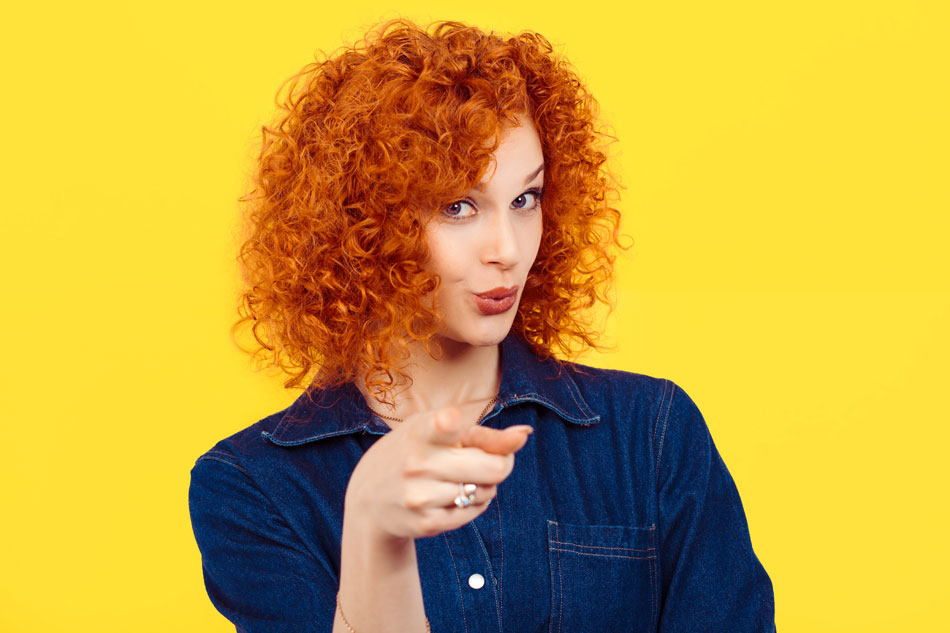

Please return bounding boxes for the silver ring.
[454,483,477,508]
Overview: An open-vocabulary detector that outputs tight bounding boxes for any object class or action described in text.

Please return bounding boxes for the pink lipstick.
[474,286,519,316]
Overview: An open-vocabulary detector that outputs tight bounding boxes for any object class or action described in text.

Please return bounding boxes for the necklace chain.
[368,396,498,425]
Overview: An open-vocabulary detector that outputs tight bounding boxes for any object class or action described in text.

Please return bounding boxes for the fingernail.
[509,425,533,434]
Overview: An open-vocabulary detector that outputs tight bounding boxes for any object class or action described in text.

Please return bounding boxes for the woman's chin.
[437,318,516,348]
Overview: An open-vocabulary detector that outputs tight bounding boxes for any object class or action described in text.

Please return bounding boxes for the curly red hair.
[233,19,624,403]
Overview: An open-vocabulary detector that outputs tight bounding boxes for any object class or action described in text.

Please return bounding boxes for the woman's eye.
[512,189,543,211]
[443,199,476,219]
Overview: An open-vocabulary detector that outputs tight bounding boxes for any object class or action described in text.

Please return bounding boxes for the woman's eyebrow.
[523,163,545,185]
[472,163,545,193]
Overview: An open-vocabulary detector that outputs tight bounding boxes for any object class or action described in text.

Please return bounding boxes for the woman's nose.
[480,210,520,268]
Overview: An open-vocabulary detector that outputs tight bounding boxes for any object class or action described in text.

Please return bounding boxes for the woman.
[188,19,775,633]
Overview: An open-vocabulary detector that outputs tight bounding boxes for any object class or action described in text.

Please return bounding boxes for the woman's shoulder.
[188,410,283,485]
[502,335,684,420]
[191,386,357,474]
[188,386,366,540]
[557,357,680,412]
[551,357,709,449]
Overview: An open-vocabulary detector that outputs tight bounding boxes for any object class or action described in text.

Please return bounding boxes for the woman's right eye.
[443,199,477,220]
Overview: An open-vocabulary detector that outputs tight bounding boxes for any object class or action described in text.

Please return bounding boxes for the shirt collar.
[261,333,600,446]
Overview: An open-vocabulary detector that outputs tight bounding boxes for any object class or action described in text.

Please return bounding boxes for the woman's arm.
[189,453,337,632]
[654,381,776,632]
[334,491,427,633]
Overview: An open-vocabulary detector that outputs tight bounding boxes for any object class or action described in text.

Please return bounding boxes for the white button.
[468,573,485,589]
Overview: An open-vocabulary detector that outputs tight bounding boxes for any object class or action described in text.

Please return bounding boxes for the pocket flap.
[547,520,656,560]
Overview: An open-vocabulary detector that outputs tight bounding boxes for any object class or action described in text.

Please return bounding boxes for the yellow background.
[1,1,947,631]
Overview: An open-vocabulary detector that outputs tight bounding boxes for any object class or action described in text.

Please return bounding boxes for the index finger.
[461,424,533,455]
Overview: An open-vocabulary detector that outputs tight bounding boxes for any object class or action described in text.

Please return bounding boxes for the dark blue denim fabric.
[189,334,775,632]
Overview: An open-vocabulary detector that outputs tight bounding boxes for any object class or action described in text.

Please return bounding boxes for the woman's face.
[423,116,545,348]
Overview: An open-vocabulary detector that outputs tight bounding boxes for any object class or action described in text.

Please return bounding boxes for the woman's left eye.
[512,188,543,211]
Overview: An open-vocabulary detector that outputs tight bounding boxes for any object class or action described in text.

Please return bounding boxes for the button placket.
[441,518,501,632]
[469,511,504,632]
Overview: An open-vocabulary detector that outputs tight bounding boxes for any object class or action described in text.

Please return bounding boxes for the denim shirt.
[189,334,775,632]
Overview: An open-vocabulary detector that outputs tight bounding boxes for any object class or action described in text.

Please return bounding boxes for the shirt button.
[468,573,485,589]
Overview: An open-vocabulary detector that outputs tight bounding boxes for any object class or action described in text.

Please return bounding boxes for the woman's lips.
[473,287,518,316]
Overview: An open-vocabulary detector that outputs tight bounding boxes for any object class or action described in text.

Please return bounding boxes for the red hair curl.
[233,19,625,403]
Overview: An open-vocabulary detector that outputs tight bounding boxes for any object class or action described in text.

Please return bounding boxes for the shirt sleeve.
[655,381,776,632]
[188,450,337,633]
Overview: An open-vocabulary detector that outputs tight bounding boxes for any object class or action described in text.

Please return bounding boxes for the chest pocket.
[547,520,656,633]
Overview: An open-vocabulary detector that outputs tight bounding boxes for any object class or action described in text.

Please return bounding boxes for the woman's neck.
[357,337,501,420]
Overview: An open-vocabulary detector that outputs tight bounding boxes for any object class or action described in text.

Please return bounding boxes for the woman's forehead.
[472,119,543,188]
